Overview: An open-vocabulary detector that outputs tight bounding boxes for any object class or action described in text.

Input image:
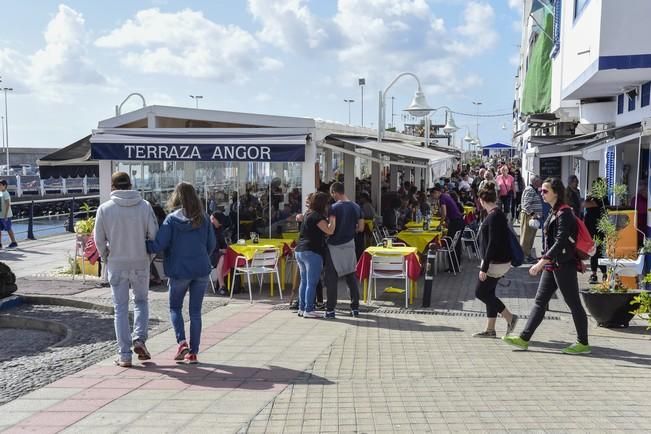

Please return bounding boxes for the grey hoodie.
[94,190,159,271]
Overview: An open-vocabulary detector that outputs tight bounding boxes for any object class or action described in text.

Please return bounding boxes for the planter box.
[75,257,99,277]
[580,290,643,328]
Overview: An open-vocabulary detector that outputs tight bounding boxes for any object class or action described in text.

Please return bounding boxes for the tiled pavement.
[2,230,651,433]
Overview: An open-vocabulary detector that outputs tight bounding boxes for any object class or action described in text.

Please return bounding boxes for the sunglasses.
[541,189,549,194]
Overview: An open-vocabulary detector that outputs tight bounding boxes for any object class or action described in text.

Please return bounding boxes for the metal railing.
[10,195,99,240]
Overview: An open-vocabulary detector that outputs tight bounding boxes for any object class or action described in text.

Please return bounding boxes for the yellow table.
[404,219,441,229]
[395,230,443,253]
[228,238,292,296]
[280,230,300,241]
[357,246,421,305]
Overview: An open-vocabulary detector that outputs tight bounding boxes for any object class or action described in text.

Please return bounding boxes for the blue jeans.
[108,267,150,361]
[295,250,323,313]
[169,276,209,355]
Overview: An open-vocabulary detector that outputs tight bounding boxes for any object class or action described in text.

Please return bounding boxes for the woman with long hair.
[473,182,518,338]
[503,178,590,355]
[147,182,216,364]
[295,192,335,318]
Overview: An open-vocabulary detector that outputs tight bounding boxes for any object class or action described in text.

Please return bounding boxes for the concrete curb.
[0,295,22,311]
[0,314,72,347]
[20,295,114,314]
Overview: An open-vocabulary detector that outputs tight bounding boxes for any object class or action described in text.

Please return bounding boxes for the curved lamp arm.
[378,72,429,143]
[115,93,147,116]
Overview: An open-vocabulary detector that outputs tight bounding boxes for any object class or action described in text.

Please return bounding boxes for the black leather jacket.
[542,206,577,264]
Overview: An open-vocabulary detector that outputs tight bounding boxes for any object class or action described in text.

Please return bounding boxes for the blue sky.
[0,0,522,149]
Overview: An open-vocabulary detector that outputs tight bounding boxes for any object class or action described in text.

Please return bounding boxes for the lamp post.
[472,101,482,158]
[358,78,366,126]
[189,95,203,108]
[344,99,355,124]
[2,87,13,175]
[423,106,459,148]
[115,93,147,116]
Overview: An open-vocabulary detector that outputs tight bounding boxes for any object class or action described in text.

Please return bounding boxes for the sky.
[0,0,523,150]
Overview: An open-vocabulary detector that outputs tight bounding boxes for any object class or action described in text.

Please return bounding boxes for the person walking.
[295,192,335,318]
[503,178,591,355]
[512,169,525,222]
[0,180,18,248]
[94,172,159,367]
[566,175,582,217]
[520,176,543,263]
[496,166,515,221]
[324,182,364,319]
[209,211,229,296]
[473,182,518,338]
[147,182,216,364]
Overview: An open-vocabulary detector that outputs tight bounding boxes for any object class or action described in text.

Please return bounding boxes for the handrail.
[13,194,99,206]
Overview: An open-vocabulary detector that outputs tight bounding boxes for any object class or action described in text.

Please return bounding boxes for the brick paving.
[1,230,651,432]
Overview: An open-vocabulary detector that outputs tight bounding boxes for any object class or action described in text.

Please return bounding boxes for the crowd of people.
[95,158,636,366]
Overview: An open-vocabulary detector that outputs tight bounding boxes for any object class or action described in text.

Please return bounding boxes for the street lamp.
[358,78,366,126]
[423,106,458,148]
[2,87,13,176]
[344,99,355,124]
[189,95,203,108]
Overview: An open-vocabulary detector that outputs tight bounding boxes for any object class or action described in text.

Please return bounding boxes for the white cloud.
[95,8,283,81]
[247,0,329,53]
[508,0,523,11]
[448,2,498,56]
[255,92,272,102]
[0,5,107,97]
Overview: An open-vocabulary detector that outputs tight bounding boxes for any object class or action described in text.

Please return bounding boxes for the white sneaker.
[303,310,322,318]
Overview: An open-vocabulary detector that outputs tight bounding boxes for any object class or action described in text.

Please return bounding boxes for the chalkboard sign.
[540,157,562,179]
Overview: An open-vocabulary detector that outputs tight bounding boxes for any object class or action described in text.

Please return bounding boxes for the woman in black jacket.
[473,182,517,338]
[503,178,590,355]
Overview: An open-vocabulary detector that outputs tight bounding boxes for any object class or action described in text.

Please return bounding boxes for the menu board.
[540,157,562,179]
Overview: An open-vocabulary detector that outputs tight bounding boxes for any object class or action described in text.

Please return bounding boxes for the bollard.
[67,197,76,233]
[27,201,36,240]
[422,243,437,308]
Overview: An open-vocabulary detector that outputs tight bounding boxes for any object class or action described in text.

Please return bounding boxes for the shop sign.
[90,142,305,162]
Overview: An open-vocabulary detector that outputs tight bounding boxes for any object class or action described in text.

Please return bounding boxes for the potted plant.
[74,202,95,241]
[630,283,651,330]
[580,180,643,328]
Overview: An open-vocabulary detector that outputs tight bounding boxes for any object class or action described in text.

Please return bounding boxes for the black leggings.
[520,264,588,345]
[590,243,607,275]
[475,276,506,318]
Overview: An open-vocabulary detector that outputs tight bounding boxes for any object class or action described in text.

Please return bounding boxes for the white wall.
[600,0,651,56]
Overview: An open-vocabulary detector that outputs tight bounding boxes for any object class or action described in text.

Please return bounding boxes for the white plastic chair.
[461,227,480,260]
[368,252,409,308]
[230,248,283,303]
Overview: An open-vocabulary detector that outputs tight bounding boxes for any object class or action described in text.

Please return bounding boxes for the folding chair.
[436,235,460,275]
[230,248,283,303]
[368,252,409,308]
[461,227,480,260]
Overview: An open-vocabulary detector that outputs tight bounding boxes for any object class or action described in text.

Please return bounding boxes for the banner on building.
[90,142,305,162]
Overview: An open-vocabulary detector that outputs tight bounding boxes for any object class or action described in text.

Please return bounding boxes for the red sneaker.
[174,341,189,361]
[184,353,198,364]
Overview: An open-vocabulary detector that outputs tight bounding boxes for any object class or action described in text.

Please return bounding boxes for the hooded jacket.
[94,190,159,271]
[146,209,216,279]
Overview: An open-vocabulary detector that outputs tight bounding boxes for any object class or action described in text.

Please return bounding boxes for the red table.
[355,246,422,304]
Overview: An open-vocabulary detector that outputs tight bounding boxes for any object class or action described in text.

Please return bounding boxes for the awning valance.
[37,135,99,179]
[90,130,308,162]
[327,135,456,164]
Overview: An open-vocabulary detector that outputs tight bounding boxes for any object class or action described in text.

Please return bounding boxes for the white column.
[301,138,317,209]
[414,166,422,191]
[99,160,112,203]
[343,142,355,198]
[371,152,381,213]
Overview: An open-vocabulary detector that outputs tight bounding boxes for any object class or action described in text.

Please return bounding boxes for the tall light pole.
[2,87,13,175]
[358,78,366,127]
[189,95,203,108]
[343,99,355,124]
[472,101,482,158]
[1,116,4,174]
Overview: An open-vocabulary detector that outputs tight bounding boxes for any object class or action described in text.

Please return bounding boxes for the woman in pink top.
[496,166,515,220]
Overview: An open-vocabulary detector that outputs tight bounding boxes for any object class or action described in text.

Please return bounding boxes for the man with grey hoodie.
[94,172,159,367]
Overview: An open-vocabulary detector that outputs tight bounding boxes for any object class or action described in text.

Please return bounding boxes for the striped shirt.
[521,185,543,215]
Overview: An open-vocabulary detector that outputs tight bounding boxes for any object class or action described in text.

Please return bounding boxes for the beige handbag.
[486,262,511,278]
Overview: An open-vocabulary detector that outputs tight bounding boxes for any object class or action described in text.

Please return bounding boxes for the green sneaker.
[562,342,591,355]
[502,335,529,350]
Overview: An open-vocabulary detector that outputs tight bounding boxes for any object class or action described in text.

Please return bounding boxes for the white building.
[514,0,651,218]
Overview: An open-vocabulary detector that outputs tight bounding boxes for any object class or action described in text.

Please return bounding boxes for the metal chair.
[368,251,409,308]
[461,227,480,260]
[436,235,460,275]
[230,248,283,303]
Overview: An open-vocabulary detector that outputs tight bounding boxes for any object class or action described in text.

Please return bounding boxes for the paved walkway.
[1,231,651,433]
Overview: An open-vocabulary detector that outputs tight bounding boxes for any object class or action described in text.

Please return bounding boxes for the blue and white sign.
[90,142,305,162]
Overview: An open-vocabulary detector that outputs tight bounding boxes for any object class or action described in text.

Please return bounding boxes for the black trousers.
[520,263,588,345]
[590,242,607,275]
[324,247,360,312]
[475,276,506,318]
[448,217,465,268]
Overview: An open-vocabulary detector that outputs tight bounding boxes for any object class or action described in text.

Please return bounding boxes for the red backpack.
[556,205,596,260]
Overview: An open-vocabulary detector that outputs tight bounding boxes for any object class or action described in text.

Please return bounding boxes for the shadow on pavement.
[328,314,463,333]
[515,339,651,367]
[139,361,334,389]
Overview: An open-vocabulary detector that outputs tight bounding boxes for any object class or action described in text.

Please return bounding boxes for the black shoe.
[588,274,598,284]
[218,287,228,296]
[8,242,17,248]
[289,301,299,310]
[315,302,326,310]
[324,311,336,319]
[350,309,359,317]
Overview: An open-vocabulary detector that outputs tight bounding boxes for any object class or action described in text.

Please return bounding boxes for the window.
[628,91,637,112]
[617,94,624,114]
[642,82,651,107]
[574,0,590,20]
[551,0,562,58]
